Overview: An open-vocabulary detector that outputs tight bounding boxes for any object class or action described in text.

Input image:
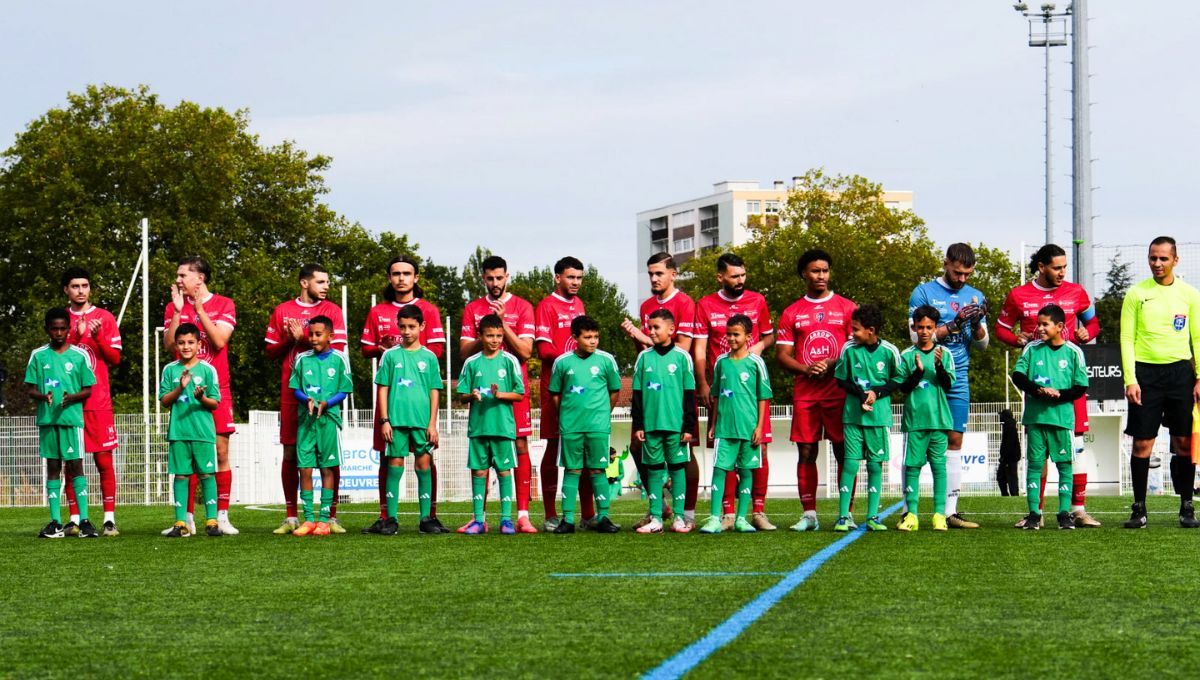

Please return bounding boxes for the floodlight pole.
[1072,0,1093,290]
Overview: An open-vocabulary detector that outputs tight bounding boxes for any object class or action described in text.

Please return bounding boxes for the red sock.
[215,469,232,512]
[516,453,532,513]
[1038,465,1049,511]
[94,451,116,513]
[798,461,818,512]
[1072,472,1087,507]
[187,474,199,514]
[541,441,559,519]
[722,469,737,515]
[282,458,299,518]
[684,456,699,512]
[752,452,769,513]
[329,467,340,518]
[65,478,79,516]
[429,462,438,518]
[579,472,595,520]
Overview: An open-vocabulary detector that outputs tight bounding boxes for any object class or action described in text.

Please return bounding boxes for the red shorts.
[214,392,236,436]
[83,409,118,453]
[1073,393,1088,435]
[515,393,533,438]
[539,388,560,440]
[280,398,298,446]
[372,406,386,454]
[790,400,844,444]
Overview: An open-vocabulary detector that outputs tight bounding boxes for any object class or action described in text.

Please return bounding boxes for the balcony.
[700,217,719,233]
[650,239,668,253]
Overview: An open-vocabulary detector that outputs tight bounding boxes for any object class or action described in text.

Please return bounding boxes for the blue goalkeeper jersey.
[908,278,987,399]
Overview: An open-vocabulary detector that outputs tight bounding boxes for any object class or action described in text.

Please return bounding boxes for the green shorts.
[387,426,433,459]
[641,432,688,466]
[844,424,890,462]
[1026,425,1073,464]
[297,416,342,469]
[168,440,217,475]
[713,438,762,471]
[903,430,948,468]
[560,432,610,470]
[39,426,84,461]
[469,437,516,471]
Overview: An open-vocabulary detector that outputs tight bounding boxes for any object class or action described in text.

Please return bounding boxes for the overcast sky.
[3,1,1196,305]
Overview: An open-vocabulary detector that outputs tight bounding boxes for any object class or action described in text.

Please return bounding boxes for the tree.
[1094,252,1134,345]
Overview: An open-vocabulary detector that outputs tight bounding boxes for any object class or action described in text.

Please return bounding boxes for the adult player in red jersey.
[693,252,777,531]
[621,251,701,531]
[60,267,122,537]
[265,263,349,535]
[996,243,1102,528]
[163,256,239,535]
[361,255,449,534]
[536,256,597,531]
[774,249,857,532]
[460,255,539,533]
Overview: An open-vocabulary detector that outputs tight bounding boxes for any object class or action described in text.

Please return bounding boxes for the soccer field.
[3,495,1198,679]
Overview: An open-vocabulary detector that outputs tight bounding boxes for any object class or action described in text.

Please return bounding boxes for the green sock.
[46,479,62,523]
[866,461,883,518]
[72,475,89,521]
[500,473,515,521]
[300,489,315,522]
[591,472,610,519]
[838,458,862,517]
[904,466,921,514]
[319,488,334,522]
[1056,461,1073,514]
[201,475,218,521]
[562,471,581,524]
[648,468,666,520]
[386,465,404,519]
[1026,457,1045,514]
[736,469,752,518]
[710,468,726,518]
[472,475,487,522]
[669,467,687,517]
[173,477,188,522]
[932,457,947,515]
[416,468,433,520]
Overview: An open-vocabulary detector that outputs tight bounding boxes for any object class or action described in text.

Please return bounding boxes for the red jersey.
[776,293,857,402]
[164,293,236,394]
[67,305,121,412]
[535,292,586,360]
[360,298,445,358]
[996,280,1097,345]
[694,290,774,370]
[265,298,348,401]
[460,294,536,350]
[640,289,697,340]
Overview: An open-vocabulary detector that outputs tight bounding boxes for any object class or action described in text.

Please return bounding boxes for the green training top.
[1014,340,1088,430]
[290,349,354,427]
[835,340,902,428]
[457,351,525,439]
[549,349,621,434]
[712,353,773,440]
[24,345,96,427]
[158,360,221,443]
[375,346,441,428]
[1120,277,1200,385]
[633,345,695,433]
[897,345,956,432]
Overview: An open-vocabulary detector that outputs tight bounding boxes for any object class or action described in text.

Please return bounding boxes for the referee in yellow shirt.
[1120,236,1200,528]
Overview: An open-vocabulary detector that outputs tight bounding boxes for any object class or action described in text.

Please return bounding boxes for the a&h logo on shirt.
[1175,315,1187,331]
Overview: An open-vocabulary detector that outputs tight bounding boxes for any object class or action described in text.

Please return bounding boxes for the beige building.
[635,179,914,301]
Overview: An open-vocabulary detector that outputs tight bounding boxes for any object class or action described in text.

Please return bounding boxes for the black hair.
[716,253,744,273]
[384,255,425,302]
[299,263,328,281]
[1150,236,1177,255]
[308,315,333,330]
[554,256,585,275]
[1038,303,1066,325]
[945,243,976,268]
[178,256,212,284]
[480,255,508,273]
[726,313,753,335]
[175,322,202,340]
[396,304,424,325]
[648,309,675,324]
[646,252,677,270]
[852,305,883,334]
[797,249,833,276]
[1029,244,1066,275]
[479,313,504,333]
[44,308,70,327]
[570,315,600,336]
[60,266,91,288]
[911,304,939,325]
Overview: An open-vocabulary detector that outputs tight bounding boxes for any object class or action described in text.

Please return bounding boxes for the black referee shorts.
[1125,361,1195,439]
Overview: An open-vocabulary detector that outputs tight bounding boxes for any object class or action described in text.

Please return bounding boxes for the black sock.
[1170,455,1195,504]
[1131,456,1150,505]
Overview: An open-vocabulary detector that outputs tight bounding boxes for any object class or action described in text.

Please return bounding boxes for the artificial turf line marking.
[643,500,905,680]
[550,572,788,578]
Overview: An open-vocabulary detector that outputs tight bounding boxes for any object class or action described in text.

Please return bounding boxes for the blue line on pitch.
[550,571,788,578]
[643,501,905,680]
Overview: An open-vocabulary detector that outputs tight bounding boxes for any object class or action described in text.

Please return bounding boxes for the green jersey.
[24,345,96,427]
[632,345,695,433]
[289,349,354,427]
[897,345,956,432]
[457,351,525,439]
[712,353,773,440]
[1120,276,1200,384]
[1014,340,1088,430]
[375,345,441,429]
[835,340,902,428]
[549,349,621,434]
[158,360,221,443]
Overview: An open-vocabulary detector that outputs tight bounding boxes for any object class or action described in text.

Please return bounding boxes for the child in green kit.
[895,305,956,532]
[289,316,353,537]
[632,309,698,534]
[548,315,622,534]
[375,305,442,535]
[26,309,97,538]
[699,314,773,534]
[158,322,222,538]
[833,305,902,532]
[1011,303,1089,531]
[457,314,525,535]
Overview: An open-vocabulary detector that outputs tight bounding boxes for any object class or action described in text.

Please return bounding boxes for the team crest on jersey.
[739,372,750,382]
[417,361,427,370]
[816,312,826,322]
[667,364,677,374]
[64,362,74,372]
[326,368,336,377]
[875,361,885,372]
[950,301,960,311]
[590,366,600,376]
[1175,315,1187,331]
[1058,359,1068,369]
[498,368,507,378]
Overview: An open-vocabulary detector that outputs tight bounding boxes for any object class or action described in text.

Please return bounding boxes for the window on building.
[746,200,761,214]
[673,237,694,253]
[765,200,780,214]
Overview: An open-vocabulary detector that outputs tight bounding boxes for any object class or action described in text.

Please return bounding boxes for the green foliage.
[1095,252,1134,345]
